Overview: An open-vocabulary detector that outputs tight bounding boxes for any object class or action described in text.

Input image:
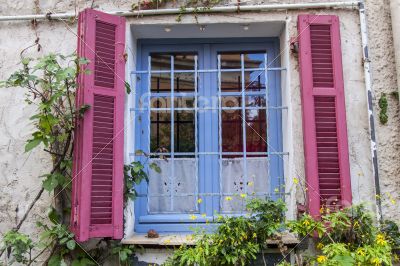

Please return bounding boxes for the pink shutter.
[298,15,352,217]
[71,8,125,242]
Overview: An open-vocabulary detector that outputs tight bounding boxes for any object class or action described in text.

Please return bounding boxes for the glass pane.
[174,97,195,108]
[221,96,266,108]
[150,96,170,109]
[246,109,267,154]
[151,54,171,92]
[221,53,241,69]
[221,71,241,92]
[221,110,242,152]
[174,54,195,70]
[150,110,171,152]
[174,111,195,153]
[244,53,265,69]
[244,70,265,91]
[174,73,195,92]
[246,95,266,107]
[222,96,241,107]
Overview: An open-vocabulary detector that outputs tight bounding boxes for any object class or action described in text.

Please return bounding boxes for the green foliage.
[287,213,325,238]
[164,198,286,266]
[381,220,400,248]
[288,205,397,266]
[124,150,161,202]
[379,93,388,124]
[246,198,286,243]
[2,231,34,264]
[110,242,135,263]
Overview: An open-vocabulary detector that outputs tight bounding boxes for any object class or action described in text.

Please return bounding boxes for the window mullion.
[147,55,152,215]
[170,55,175,212]
[241,54,248,201]
[217,54,223,216]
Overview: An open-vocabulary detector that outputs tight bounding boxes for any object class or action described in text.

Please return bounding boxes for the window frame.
[132,38,283,233]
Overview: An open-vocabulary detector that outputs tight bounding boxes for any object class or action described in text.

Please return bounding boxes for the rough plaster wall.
[0,0,398,264]
[364,0,400,221]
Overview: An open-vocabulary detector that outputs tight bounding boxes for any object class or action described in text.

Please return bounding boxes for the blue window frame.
[131,38,284,233]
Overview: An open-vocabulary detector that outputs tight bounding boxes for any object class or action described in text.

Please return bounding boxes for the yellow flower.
[293,178,299,184]
[189,215,197,220]
[319,207,325,214]
[317,255,327,263]
[316,243,324,250]
[252,232,257,238]
[302,219,311,226]
[371,257,381,266]
[376,234,387,246]
[201,213,207,218]
[240,193,247,198]
[274,188,279,193]
[353,221,359,228]
[225,196,233,201]
[248,181,254,187]
[356,248,365,256]
[197,198,203,204]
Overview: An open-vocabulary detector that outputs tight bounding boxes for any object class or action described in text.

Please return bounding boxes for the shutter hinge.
[73,204,78,224]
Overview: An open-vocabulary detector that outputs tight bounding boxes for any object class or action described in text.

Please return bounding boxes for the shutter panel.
[298,15,352,217]
[71,8,125,242]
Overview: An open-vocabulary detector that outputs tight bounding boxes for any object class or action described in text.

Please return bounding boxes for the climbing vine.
[0,54,136,265]
[131,0,224,23]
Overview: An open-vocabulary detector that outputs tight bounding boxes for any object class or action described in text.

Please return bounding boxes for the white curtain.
[148,158,197,213]
[221,157,269,213]
[147,157,269,214]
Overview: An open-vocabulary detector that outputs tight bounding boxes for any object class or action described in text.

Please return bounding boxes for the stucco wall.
[0,0,399,264]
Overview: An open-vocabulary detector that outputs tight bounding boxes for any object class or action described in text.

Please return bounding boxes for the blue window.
[131,38,283,233]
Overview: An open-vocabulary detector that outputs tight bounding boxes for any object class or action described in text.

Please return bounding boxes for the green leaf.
[48,255,62,266]
[149,163,161,173]
[125,81,131,94]
[25,138,42,152]
[42,174,59,191]
[78,57,90,65]
[66,239,76,250]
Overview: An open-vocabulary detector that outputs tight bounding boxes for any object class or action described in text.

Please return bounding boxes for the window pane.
[151,54,171,92]
[246,109,267,154]
[174,97,195,108]
[244,53,265,69]
[150,96,170,109]
[221,71,241,92]
[221,53,241,69]
[222,96,241,107]
[174,54,195,70]
[148,158,197,213]
[221,110,242,152]
[245,70,265,91]
[174,73,195,92]
[220,157,269,213]
[150,110,171,152]
[174,111,195,153]
[221,96,266,108]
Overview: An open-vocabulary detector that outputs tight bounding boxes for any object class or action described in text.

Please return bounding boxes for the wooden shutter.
[298,15,352,217]
[71,8,125,242]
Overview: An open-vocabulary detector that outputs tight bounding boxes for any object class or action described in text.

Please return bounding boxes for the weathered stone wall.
[0,0,398,264]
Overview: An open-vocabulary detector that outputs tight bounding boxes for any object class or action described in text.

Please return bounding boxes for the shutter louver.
[298,15,352,217]
[71,8,125,242]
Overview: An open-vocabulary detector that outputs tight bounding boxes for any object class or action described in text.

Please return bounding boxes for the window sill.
[121,232,299,246]
[122,233,197,246]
